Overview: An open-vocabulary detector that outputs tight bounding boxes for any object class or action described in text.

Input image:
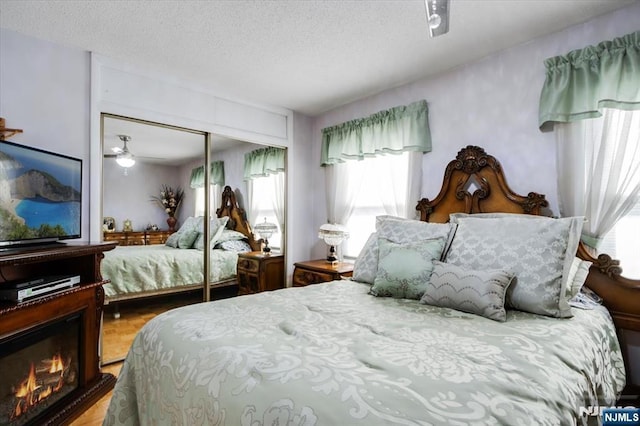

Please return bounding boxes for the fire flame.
[11,353,69,420]
[49,354,64,374]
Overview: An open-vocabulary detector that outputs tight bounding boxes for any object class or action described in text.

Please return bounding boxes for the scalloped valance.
[321,100,431,166]
[539,31,640,131]
[189,161,225,188]
[244,146,286,180]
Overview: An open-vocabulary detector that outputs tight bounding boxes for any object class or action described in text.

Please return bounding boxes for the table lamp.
[318,223,349,264]
[254,217,278,254]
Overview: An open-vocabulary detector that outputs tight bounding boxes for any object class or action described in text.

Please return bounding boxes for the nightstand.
[237,251,285,295]
[292,259,354,287]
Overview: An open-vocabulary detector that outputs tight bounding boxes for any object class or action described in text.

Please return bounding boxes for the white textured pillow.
[352,232,380,284]
[217,229,248,243]
[445,213,583,318]
[194,216,230,250]
[567,257,592,299]
[421,261,515,322]
[376,216,453,245]
[352,216,454,284]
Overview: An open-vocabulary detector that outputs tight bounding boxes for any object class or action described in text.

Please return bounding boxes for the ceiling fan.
[104,134,136,169]
[425,0,450,38]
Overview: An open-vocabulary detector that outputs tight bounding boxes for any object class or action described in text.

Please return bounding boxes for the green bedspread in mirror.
[101,245,239,300]
[105,280,625,425]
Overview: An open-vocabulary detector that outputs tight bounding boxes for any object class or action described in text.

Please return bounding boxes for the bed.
[101,186,261,305]
[104,146,640,425]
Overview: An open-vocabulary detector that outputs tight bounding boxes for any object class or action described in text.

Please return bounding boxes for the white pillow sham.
[445,213,583,318]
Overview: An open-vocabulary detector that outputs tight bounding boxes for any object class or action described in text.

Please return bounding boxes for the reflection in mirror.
[600,204,640,278]
[99,114,287,365]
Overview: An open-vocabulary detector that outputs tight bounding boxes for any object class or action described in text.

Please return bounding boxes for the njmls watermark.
[579,406,640,425]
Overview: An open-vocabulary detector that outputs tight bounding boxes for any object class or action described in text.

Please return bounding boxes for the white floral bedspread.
[101,245,238,299]
[104,280,625,426]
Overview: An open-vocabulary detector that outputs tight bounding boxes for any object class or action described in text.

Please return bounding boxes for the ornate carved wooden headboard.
[216,185,262,252]
[417,145,640,384]
[416,145,549,221]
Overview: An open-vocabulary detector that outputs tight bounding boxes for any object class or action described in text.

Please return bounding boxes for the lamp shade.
[254,217,278,253]
[254,218,278,239]
[318,223,348,263]
[318,223,349,246]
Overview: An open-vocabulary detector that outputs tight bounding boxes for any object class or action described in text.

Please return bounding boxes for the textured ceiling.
[0,0,635,117]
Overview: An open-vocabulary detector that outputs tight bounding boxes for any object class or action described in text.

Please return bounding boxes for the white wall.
[103,160,183,232]
[0,28,91,241]
[309,2,640,260]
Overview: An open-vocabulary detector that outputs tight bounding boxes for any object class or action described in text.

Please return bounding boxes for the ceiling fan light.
[116,153,135,168]
[428,13,441,29]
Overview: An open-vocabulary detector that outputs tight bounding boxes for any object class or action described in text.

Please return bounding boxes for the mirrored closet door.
[99,113,287,365]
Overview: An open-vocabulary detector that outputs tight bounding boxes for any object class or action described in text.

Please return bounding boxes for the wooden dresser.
[103,230,174,246]
[236,251,284,295]
[292,259,354,287]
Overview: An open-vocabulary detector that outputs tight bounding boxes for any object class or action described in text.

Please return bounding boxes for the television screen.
[0,141,82,248]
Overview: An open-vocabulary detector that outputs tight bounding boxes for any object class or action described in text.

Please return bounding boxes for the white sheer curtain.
[325,151,421,223]
[556,108,640,248]
[272,172,286,235]
[324,161,366,225]
[245,179,260,228]
[326,152,422,257]
[194,184,222,217]
[246,173,284,248]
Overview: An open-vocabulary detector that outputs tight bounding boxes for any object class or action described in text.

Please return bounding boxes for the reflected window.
[600,198,640,278]
[248,175,282,250]
[194,185,222,217]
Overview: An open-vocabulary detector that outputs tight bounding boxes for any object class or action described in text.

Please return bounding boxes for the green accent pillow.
[177,230,199,249]
[165,232,180,248]
[370,237,445,300]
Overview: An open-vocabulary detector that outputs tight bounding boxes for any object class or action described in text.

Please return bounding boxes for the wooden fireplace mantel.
[0,242,117,425]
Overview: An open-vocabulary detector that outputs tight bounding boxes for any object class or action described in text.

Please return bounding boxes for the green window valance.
[539,31,640,131]
[320,99,431,166]
[189,161,225,188]
[244,146,286,180]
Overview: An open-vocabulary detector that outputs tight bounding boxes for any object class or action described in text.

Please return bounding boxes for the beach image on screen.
[0,142,81,243]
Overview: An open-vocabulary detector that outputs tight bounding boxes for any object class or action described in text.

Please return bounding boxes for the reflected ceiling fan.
[104,134,136,169]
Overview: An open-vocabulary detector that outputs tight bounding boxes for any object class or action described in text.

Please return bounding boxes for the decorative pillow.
[421,261,515,322]
[352,217,454,285]
[352,232,380,284]
[164,232,180,248]
[177,230,199,249]
[194,216,230,250]
[216,239,252,252]
[370,237,445,300]
[177,216,203,234]
[217,229,248,243]
[566,257,592,298]
[376,216,454,246]
[445,214,583,318]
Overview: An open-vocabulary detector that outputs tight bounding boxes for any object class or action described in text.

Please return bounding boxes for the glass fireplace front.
[0,313,81,426]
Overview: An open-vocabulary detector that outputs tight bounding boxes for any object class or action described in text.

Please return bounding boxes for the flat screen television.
[0,141,82,249]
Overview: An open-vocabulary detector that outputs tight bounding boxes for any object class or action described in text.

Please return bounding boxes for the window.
[341,152,416,258]
[193,185,221,218]
[249,175,282,250]
[600,197,640,278]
